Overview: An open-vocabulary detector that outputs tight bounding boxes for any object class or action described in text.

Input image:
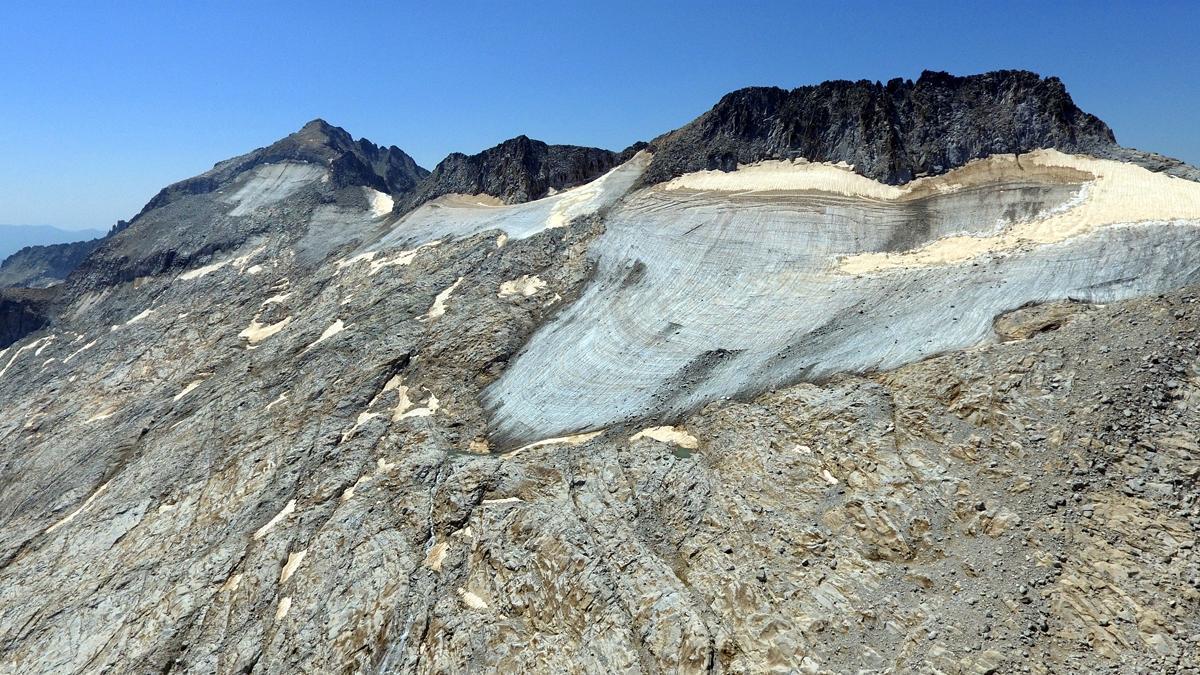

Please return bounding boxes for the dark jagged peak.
[640,69,1121,187]
[400,135,639,212]
[131,119,428,221]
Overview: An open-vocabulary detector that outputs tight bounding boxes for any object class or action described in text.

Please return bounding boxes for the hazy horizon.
[2,1,1198,230]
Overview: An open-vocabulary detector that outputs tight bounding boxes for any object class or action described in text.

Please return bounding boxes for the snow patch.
[457,588,488,610]
[335,251,378,272]
[253,499,295,540]
[546,150,653,229]
[630,425,699,449]
[0,336,54,379]
[173,379,206,402]
[44,482,109,534]
[421,277,464,321]
[498,275,547,298]
[369,240,442,275]
[85,409,117,423]
[239,316,292,344]
[178,245,266,280]
[395,391,439,420]
[280,549,307,584]
[506,430,603,458]
[839,150,1200,273]
[366,188,394,218]
[311,319,346,347]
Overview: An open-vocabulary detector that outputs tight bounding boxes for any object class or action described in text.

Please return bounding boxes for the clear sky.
[2,1,1197,230]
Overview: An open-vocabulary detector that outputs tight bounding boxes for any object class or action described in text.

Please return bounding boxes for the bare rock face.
[1,71,1199,674]
[640,70,1118,186]
[69,120,429,292]
[0,238,103,288]
[134,119,428,219]
[400,135,635,210]
[0,287,53,347]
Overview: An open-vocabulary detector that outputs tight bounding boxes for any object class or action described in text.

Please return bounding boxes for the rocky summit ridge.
[1,70,1199,674]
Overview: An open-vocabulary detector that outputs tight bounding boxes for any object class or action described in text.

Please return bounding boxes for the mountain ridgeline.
[4,69,1200,673]
[0,69,1189,342]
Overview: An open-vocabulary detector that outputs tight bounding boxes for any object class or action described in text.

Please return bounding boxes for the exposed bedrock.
[640,69,1118,187]
[0,288,54,348]
[482,153,1200,445]
[399,135,642,212]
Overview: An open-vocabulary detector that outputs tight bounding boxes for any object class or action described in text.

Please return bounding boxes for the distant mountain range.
[0,224,104,262]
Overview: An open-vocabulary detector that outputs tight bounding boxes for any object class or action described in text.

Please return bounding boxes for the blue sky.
[1,1,1197,230]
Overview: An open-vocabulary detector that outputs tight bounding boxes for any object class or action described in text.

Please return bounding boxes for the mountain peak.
[399,136,628,210]
[641,69,1118,186]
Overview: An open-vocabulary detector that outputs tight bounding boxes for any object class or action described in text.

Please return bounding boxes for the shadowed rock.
[640,70,1119,186]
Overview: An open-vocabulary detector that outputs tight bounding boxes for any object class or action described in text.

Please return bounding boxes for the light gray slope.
[462,157,1200,446]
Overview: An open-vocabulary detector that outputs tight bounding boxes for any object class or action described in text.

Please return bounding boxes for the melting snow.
[85,409,118,423]
[111,309,153,331]
[179,260,230,281]
[505,430,603,458]
[368,240,442,275]
[367,188,394,218]
[34,336,56,356]
[498,275,547,298]
[173,379,206,402]
[395,392,439,420]
[311,319,346,346]
[421,277,464,320]
[280,549,308,584]
[239,316,292,344]
[253,499,295,540]
[275,596,292,620]
[62,339,97,364]
[0,336,54,379]
[457,588,488,610]
[44,482,110,534]
[178,245,266,280]
[335,251,378,272]
[629,426,700,449]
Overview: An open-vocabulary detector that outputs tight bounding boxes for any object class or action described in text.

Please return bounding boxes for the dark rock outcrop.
[399,135,638,211]
[130,119,428,223]
[0,287,55,348]
[0,238,103,288]
[640,70,1119,186]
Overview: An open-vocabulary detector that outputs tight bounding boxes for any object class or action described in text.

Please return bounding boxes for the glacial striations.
[1,70,1199,673]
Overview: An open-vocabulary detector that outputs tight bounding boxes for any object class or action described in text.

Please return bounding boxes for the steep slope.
[640,70,1118,186]
[69,120,427,290]
[0,71,1198,674]
[0,238,104,288]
